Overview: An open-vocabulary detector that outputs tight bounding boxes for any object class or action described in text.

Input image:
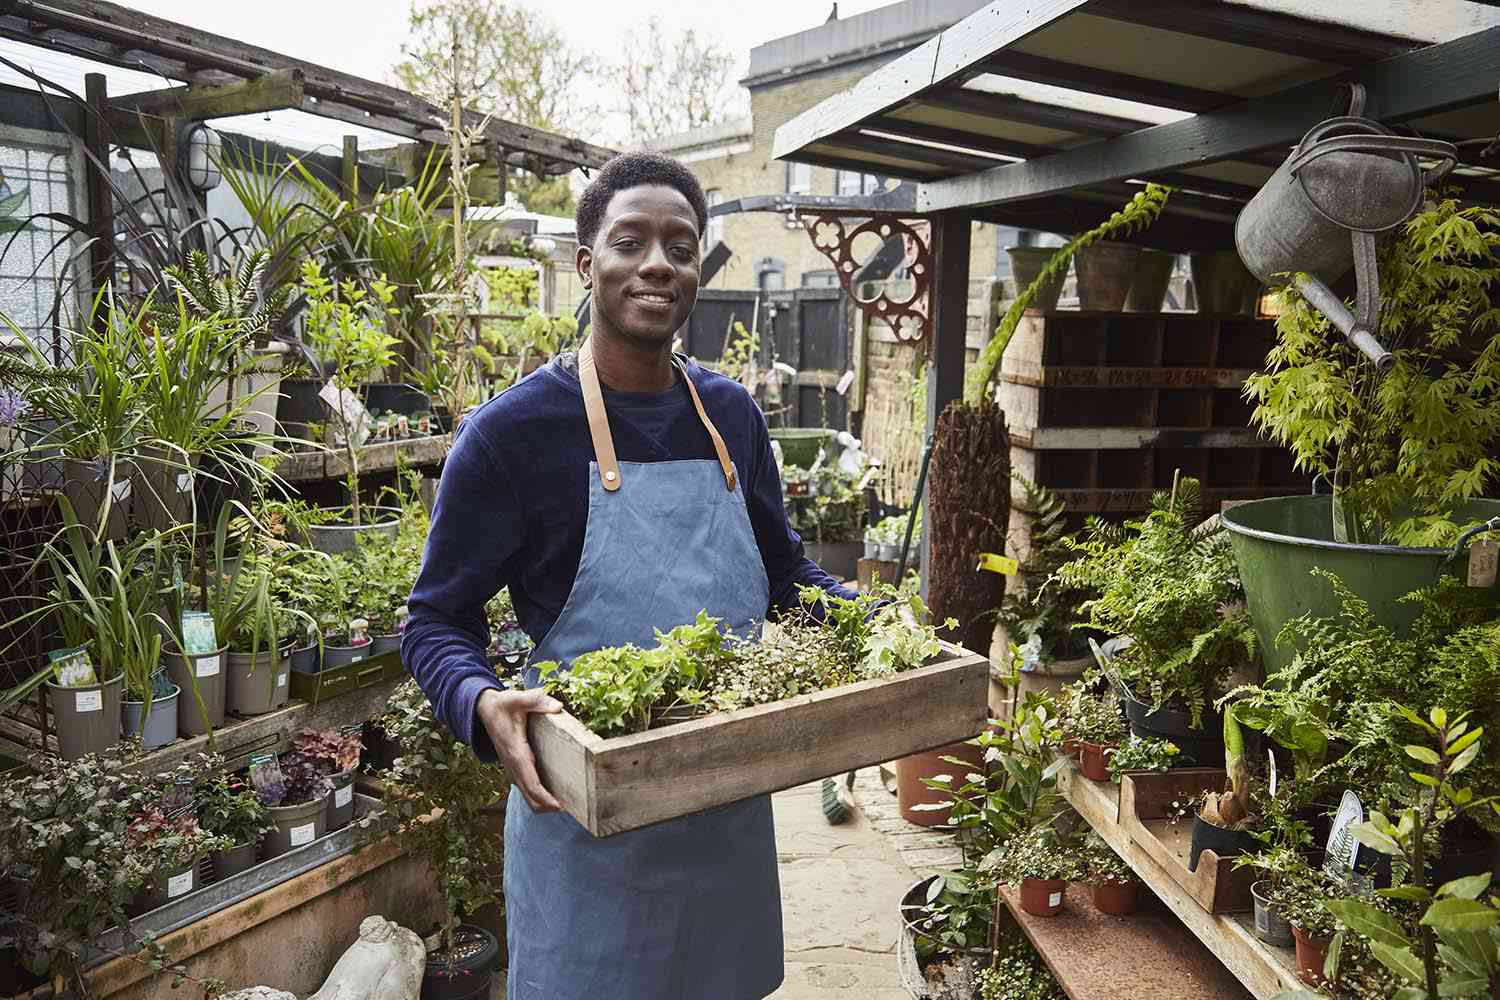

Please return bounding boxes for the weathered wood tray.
[1120,768,1256,914]
[530,641,989,837]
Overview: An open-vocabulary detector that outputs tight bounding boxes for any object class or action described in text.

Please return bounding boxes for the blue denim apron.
[505,341,783,1000]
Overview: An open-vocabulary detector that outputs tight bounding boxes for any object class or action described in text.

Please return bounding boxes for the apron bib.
[505,341,783,1000]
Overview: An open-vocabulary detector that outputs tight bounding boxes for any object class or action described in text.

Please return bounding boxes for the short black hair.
[575,152,708,248]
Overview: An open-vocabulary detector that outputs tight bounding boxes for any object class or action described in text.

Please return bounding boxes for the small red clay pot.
[1079,741,1113,781]
[1090,880,1139,916]
[1019,878,1067,917]
[1292,924,1333,987]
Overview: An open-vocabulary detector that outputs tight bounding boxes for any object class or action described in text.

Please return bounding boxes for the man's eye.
[613,238,639,249]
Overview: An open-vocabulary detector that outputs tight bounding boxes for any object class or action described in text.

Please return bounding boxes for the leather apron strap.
[577,339,737,493]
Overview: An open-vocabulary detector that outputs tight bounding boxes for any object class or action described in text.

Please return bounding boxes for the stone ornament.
[307,915,426,1000]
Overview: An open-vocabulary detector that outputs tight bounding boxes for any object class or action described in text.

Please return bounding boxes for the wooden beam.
[977,50,1231,113]
[1086,0,1419,65]
[82,72,113,308]
[772,0,1092,162]
[922,86,1148,137]
[108,68,304,122]
[835,129,1002,175]
[0,0,615,170]
[919,25,1500,212]
[920,211,972,600]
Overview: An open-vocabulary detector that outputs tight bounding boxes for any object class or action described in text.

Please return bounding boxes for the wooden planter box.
[1119,768,1256,914]
[530,642,989,837]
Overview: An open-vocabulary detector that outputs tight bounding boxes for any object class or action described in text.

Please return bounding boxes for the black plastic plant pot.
[276,377,327,440]
[212,841,261,881]
[362,383,433,417]
[1188,812,1258,872]
[421,924,499,1000]
[1122,695,1225,767]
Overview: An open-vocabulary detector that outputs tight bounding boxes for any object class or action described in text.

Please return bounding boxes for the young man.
[404,152,858,1000]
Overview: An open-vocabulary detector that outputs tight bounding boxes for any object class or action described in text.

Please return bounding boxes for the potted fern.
[1226,194,1500,669]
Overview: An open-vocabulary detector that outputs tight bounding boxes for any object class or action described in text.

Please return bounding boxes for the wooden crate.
[529,642,989,837]
[1120,769,1256,914]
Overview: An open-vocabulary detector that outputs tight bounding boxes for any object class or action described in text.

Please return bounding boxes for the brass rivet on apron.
[605,470,617,482]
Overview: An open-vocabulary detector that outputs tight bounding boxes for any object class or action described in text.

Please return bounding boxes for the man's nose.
[638,241,673,277]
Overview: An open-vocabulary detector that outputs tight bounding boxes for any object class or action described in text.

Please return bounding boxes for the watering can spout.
[1295,276,1396,372]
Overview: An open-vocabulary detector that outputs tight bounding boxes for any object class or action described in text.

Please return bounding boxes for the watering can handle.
[1443,516,1500,570]
[1288,134,1459,226]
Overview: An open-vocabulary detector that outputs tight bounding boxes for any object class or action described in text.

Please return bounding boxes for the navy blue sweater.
[402,352,857,759]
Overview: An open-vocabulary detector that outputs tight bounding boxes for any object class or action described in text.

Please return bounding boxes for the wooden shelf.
[275,433,452,483]
[1058,760,1303,999]
[1000,883,1251,1000]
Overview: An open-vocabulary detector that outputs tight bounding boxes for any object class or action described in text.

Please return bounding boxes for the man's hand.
[475,688,563,813]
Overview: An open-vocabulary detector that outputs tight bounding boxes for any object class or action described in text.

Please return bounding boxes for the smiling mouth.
[629,290,675,305]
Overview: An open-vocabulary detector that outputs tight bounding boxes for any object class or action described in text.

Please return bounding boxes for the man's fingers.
[519,689,563,714]
[506,739,561,813]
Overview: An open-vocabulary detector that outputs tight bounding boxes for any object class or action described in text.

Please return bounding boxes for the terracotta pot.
[1075,241,1141,311]
[1090,880,1138,916]
[896,737,987,827]
[1079,740,1112,781]
[1019,877,1067,917]
[1292,924,1332,987]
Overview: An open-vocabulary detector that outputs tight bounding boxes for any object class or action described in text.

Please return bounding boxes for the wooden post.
[494,144,506,203]
[341,135,359,203]
[920,211,972,601]
[83,73,114,315]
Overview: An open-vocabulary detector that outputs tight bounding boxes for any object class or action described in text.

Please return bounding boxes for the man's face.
[578,184,700,345]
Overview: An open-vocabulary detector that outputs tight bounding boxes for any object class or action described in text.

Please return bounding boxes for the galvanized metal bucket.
[1235,114,1455,369]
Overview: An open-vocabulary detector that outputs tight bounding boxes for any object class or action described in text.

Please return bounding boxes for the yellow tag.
[977,552,1019,575]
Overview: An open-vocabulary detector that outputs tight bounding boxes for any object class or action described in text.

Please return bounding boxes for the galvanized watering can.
[1236,114,1455,371]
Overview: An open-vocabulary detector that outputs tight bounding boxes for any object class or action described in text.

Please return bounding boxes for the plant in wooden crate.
[375,678,508,996]
[1292,705,1500,1000]
[1055,477,1257,758]
[1082,835,1141,916]
[966,183,1173,404]
[988,825,1085,918]
[299,258,399,528]
[1106,734,1180,782]
[1060,684,1125,781]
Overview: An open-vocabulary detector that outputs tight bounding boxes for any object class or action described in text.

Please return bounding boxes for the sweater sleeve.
[741,397,860,616]
[402,418,518,762]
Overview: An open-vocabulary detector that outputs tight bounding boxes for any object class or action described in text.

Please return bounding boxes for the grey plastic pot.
[1126,249,1176,311]
[164,646,228,736]
[1005,246,1066,311]
[289,643,321,674]
[1252,880,1294,947]
[130,858,198,915]
[263,797,327,859]
[46,675,123,760]
[134,445,197,531]
[863,540,880,560]
[371,633,402,657]
[876,541,901,561]
[326,769,357,832]
[225,646,290,716]
[304,506,402,555]
[1075,241,1141,311]
[212,841,260,882]
[61,458,130,541]
[322,641,373,670]
[121,684,179,751]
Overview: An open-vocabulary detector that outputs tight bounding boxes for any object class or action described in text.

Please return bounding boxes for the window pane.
[837,170,860,196]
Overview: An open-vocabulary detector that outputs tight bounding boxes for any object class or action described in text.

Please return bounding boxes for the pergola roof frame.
[0,0,615,174]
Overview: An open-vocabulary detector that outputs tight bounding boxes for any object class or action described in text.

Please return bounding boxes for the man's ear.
[576,243,593,290]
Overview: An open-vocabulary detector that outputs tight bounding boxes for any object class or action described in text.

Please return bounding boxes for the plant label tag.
[349,653,364,664]
[176,471,193,493]
[74,689,103,713]
[318,380,372,448]
[976,552,1018,575]
[167,870,194,898]
[49,646,96,687]
[110,478,131,503]
[835,369,856,396]
[335,785,353,808]
[1255,908,1269,932]
[289,822,315,847]
[1468,539,1498,588]
[1324,790,1364,877]
[1048,891,1063,908]
[1267,749,1278,799]
[195,654,220,678]
[276,671,289,688]
[180,611,217,655]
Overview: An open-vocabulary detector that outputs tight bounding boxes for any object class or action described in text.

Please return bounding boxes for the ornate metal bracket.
[799,213,931,343]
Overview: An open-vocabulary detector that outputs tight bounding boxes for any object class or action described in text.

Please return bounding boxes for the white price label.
[195,654,221,678]
[167,870,194,898]
[110,478,131,503]
[176,471,193,492]
[317,380,373,448]
[349,653,364,664]
[289,822,315,847]
[75,689,103,713]
[335,785,353,808]
[1048,892,1063,908]
[276,671,288,688]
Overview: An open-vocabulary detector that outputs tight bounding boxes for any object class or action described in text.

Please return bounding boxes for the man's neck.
[589,327,677,393]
